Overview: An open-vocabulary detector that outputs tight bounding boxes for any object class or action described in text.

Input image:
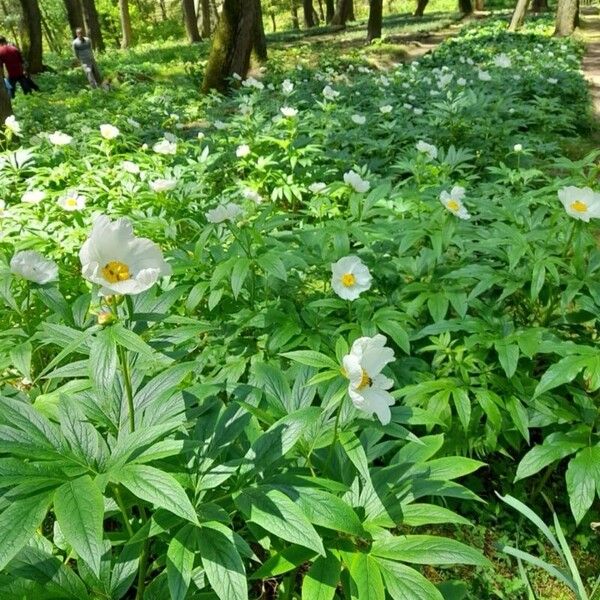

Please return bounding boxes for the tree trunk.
[201,0,211,36]
[1,0,21,43]
[347,0,354,20]
[119,0,133,48]
[202,0,264,93]
[290,0,300,28]
[303,0,315,27]
[325,0,335,21]
[183,0,202,41]
[81,0,105,51]
[40,3,60,53]
[0,78,12,124]
[330,0,349,26]
[459,0,472,14]
[270,10,276,30]
[475,0,484,8]
[531,0,548,10]
[367,0,382,40]
[316,0,325,21]
[253,0,267,61]
[159,0,168,19]
[555,0,578,34]
[508,0,530,30]
[19,0,43,73]
[414,0,429,15]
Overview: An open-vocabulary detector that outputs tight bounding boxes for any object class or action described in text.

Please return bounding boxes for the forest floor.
[578,11,600,116]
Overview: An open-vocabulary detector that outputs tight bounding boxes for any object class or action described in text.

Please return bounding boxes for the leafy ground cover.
[0,15,599,600]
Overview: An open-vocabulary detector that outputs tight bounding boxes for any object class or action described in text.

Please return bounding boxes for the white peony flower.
[558,186,600,222]
[4,115,21,135]
[100,124,120,139]
[206,202,244,224]
[21,190,46,204]
[242,76,264,90]
[343,170,370,194]
[79,215,172,296]
[440,186,471,220]
[214,120,227,130]
[322,85,340,101]
[197,131,205,140]
[164,132,178,143]
[342,334,396,425]
[10,250,58,285]
[280,106,298,118]
[282,79,294,95]
[48,131,72,146]
[309,182,327,194]
[414,108,423,115]
[547,77,558,84]
[416,140,438,160]
[242,188,263,204]
[478,70,492,82]
[351,114,366,125]
[513,144,523,153]
[379,105,393,114]
[149,178,177,193]
[493,53,512,68]
[122,160,140,175]
[457,77,467,86]
[236,144,251,158]
[331,255,372,301]
[57,191,86,211]
[153,139,177,155]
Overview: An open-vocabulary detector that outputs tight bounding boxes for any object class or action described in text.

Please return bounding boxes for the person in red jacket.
[0,37,39,98]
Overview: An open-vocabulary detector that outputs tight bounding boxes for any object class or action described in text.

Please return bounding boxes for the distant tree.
[119,0,133,48]
[81,0,105,51]
[202,0,266,93]
[347,0,354,20]
[19,0,43,73]
[183,0,202,41]
[63,0,83,36]
[0,79,11,123]
[290,0,300,28]
[325,0,334,21]
[555,0,579,34]
[367,0,382,40]
[532,0,548,11]
[330,0,350,26]
[508,0,531,30]
[475,0,484,8]
[303,0,315,27]
[414,0,429,16]
[200,0,211,37]
[459,0,473,13]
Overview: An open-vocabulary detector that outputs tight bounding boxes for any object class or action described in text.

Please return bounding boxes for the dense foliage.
[0,17,599,600]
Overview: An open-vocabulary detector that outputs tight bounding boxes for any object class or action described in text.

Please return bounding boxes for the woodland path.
[579,12,600,116]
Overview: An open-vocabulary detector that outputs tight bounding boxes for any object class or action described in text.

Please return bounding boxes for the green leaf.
[400,504,472,527]
[516,442,584,481]
[566,447,600,524]
[54,475,105,577]
[10,342,32,379]
[89,328,117,397]
[451,388,471,432]
[231,258,251,299]
[280,350,339,370]
[533,355,589,398]
[494,340,519,379]
[506,396,529,443]
[167,524,196,600]
[0,492,52,571]
[376,557,444,600]
[251,546,316,580]
[348,552,385,600]
[196,521,248,600]
[371,535,489,567]
[376,320,410,354]
[302,552,341,600]
[113,464,199,524]
[235,488,325,556]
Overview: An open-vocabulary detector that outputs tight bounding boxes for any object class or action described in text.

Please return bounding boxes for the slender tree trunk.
[303,0,315,27]
[270,11,276,30]
[508,0,530,30]
[347,0,354,20]
[159,0,168,19]
[201,0,212,36]
[316,0,325,20]
[119,0,133,48]
[182,0,202,41]
[1,0,21,43]
[459,0,472,14]
[253,0,267,61]
[555,0,578,34]
[81,0,105,51]
[0,78,12,123]
[325,0,335,21]
[202,0,264,93]
[290,0,300,28]
[40,4,60,52]
[367,0,382,40]
[531,0,548,11]
[19,0,43,73]
[330,0,349,26]
[414,0,429,15]
[475,0,484,8]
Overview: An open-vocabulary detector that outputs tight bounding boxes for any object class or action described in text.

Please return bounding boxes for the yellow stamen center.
[357,369,372,390]
[447,200,459,212]
[102,261,131,283]
[570,200,588,213]
[341,273,356,287]
[66,198,78,207]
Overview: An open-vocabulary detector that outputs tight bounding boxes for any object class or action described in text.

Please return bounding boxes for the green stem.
[135,506,150,600]
[119,345,135,433]
[113,485,134,537]
[326,398,344,474]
